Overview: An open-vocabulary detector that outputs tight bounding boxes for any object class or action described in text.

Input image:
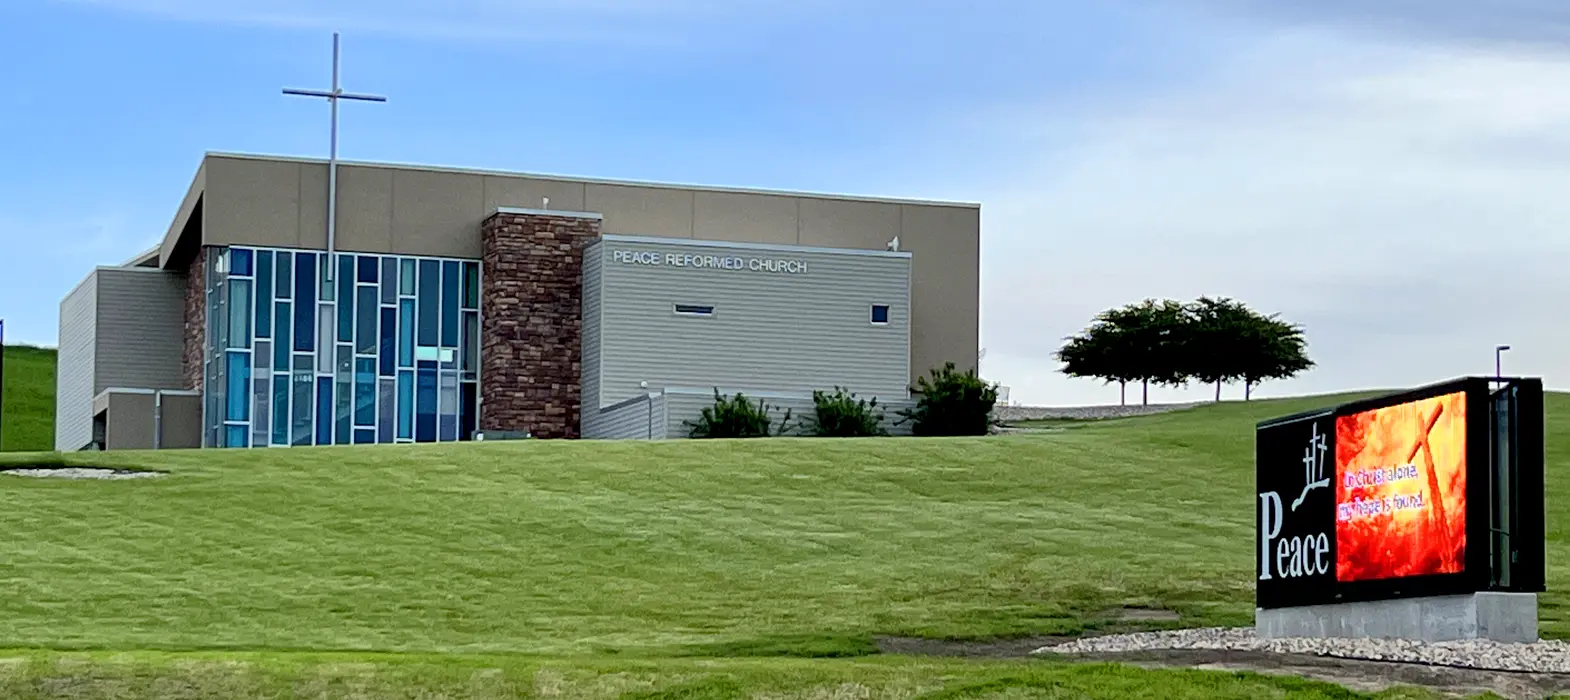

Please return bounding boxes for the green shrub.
[801,387,887,437]
[686,389,793,438]
[897,362,1000,436]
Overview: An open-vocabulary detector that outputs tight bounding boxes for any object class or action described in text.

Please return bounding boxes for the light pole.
[1496,345,1511,379]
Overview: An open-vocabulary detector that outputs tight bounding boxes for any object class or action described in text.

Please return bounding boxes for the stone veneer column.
[479,209,602,439]
[181,247,207,392]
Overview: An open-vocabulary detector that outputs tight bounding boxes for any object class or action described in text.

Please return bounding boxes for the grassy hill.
[1,344,54,452]
[0,390,1561,697]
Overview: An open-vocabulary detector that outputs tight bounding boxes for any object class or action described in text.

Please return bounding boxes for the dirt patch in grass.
[1,466,166,480]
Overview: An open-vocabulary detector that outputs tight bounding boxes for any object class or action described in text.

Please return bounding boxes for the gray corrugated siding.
[580,246,603,431]
[584,237,912,411]
[583,393,664,440]
[661,389,915,438]
[55,273,99,451]
[94,268,188,394]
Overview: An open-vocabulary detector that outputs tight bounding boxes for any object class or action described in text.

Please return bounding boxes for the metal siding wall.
[597,239,911,408]
[55,273,99,451]
[659,390,915,438]
[580,242,603,426]
[583,394,662,440]
[94,269,189,394]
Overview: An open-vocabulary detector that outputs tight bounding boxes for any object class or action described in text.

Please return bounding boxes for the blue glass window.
[337,256,354,343]
[255,251,273,339]
[293,252,316,352]
[460,382,477,441]
[463,262,479,310]
[356,286,378,355]
[357,255,379,283]
[230,248,253,277]
[292,355,314,446]
[379,307,396,377]
[316,377,333,446]
[871,304,890,324]
[225,351,250,422]
[226,425,249,449]
[227,279,252,349]
[336,344,352,445]
[441,260,460,347]
[378,378,395,443]
[416,362,437,442]
[272,372,290,446]
[418,260,440,347]
[399,259,416,296]
[381,257,397,304]
[320,253,335,302]
[255,341,271,371]
[273,302,291,370]
[397,370,413,440]
[398,299,415,368]
[253,376,270,448]
[439,371,458,442]
[276,252,292,301]
[461,311,478,373]
[355,358,376,427]
[355,428,376,445]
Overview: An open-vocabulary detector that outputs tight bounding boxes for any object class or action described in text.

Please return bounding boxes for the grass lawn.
[0,389,1564,697]
[0,651,1469,699]
[1,345,54,452]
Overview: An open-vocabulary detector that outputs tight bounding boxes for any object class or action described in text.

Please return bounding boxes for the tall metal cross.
[283,32,386,282]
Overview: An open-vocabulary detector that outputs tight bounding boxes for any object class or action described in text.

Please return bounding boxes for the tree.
[1236,314,1314,400]
[1056,299,1188,405]
[1183,296,1254,402]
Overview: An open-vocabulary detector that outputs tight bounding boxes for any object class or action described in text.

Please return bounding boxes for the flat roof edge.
[204,151,983,209]
[595,233,914,259]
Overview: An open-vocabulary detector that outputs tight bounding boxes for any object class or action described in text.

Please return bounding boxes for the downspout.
[153,390,163,450]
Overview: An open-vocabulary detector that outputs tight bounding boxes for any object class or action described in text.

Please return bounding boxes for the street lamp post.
[1496,345,1511,379]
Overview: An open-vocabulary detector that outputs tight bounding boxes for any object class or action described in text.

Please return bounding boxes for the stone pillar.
[181,247,206,392]
[479,208,602,439]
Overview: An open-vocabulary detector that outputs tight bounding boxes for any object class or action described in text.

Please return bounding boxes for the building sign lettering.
[612,249,808,274]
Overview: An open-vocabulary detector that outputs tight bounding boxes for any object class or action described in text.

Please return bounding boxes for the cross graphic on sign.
[1408,402,1452,556]
[1290,422,1330,511]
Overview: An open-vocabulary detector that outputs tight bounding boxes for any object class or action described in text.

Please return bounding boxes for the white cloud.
[963,32,1570,406]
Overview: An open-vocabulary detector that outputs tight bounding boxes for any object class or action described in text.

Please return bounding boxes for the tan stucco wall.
[185,153,981,378]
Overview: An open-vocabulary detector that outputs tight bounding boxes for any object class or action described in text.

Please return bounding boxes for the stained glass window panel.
[463,262,479,310]
[358,255,378,284]
[397,370,413,440]
[227,279,252,349]
[378,378,396,443]
[379,307,396,377]
[416,362,437,443]
[399,258,416,296]
[316,377,333,446]
[273,302,291,370]
[293,253,316,352]
[336,344,353,445]
[276,251,292,301]
[253,376,270,447]
[292,355,314,447]
[356,286,378,355]
[461,311,478,373]
[272,373,290,446]
[381,257,397,304]
[355,428,376,445]
[338,256,354,342]
[255,251,273,338]
[355,358,376,427]
[398,300,414,368]
[441,260,459,347]
[226,425,249,449]
[225,352,250,422]
[231,248,253,276]
[418,260,440,347]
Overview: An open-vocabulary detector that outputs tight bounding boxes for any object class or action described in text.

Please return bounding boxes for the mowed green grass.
[3,392,1567,657]
[1,345,55,452]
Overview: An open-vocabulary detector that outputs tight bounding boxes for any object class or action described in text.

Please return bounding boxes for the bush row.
[685,363,1000,439]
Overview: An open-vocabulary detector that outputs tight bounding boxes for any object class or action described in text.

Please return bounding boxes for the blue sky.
[5,0,1570,405]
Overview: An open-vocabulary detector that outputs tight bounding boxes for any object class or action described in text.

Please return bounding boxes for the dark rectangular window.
[357,255,379,283]
[418,260,440,347]
[871,304,890,324]
[463,262,479,310]
[315,377,333,446]
[399,258,416,296]
[460,382,477,441]
[255,251,273,339]
[674,304,714,316]
[273,302,291,370]
[337,256,354,343]
[441,260,460,347]
[226,425,249,449]
[228,279,252,349]
[356,285,378,355]
[416,362,437,442]
[292,355,313,446]
[225,351,250,422]
[379,307,396,377]
[439,371,458,442]
[355,428,376,445]
[355,357,376,427]
[378,378,396,444]
[230,248,253,277]
[461,310,478,373]
[293,252,316,352]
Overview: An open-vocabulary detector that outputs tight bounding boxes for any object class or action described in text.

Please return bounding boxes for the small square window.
[871,304,890,324]
[674,304,715,316]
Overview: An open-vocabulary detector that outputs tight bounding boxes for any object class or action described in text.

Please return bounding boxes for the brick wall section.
[181,247,206,392]
[479,211,602,439]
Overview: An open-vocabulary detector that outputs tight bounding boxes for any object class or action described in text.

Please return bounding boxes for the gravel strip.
[2,468,164,480]
[995,403,1201,423]
[1036,627,1570,674]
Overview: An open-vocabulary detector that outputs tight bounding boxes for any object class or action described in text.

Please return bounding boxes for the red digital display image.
[1334,392,1467,582]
